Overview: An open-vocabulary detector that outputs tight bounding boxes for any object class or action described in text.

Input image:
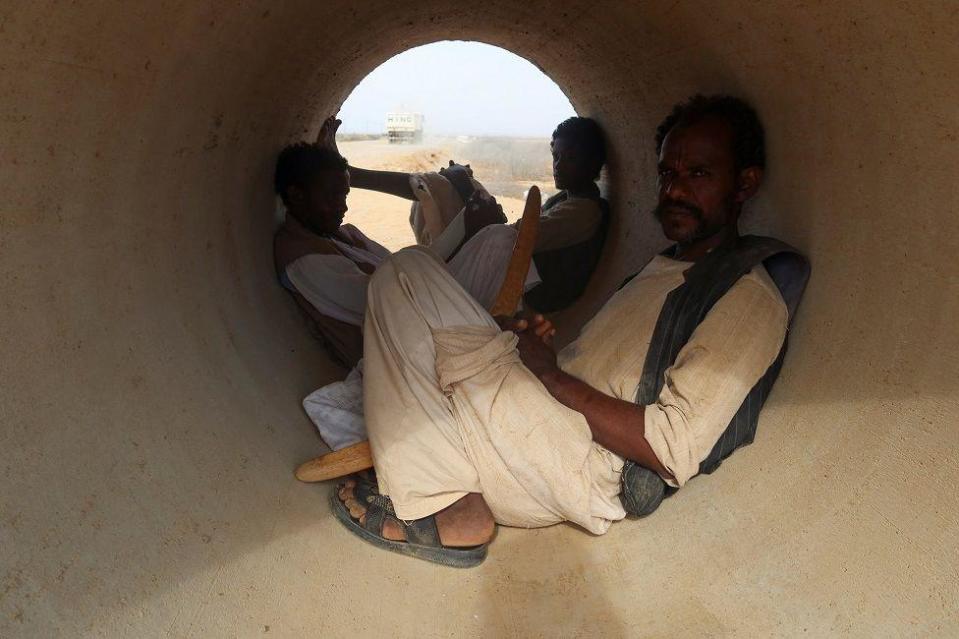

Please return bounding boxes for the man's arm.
[318,116,504,246]
[543,370,673,480]
[347,166,417,200]
[316,117,417,199]
[514,270,788,486]
[513,329,675,481]
[524,197,603,253]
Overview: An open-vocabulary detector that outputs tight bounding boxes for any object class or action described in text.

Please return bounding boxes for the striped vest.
[629,235,810,476]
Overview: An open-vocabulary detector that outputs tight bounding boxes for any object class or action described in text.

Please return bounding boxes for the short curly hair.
[654,95,765,171]
[274,142,348,204]
[552,116,607,180]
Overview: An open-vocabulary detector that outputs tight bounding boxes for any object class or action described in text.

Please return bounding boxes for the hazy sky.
[337,41,576,137]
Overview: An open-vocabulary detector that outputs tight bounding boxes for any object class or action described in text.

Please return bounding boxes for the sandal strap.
[353,475,380,498]
[350,480,379,505]
[354,490,442,547]
[403,517,441,546]
[360,493,396,534]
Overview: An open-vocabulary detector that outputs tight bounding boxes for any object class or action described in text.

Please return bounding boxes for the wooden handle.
[295,188,543,483]
[488,186,541,317]
[295,440,372,482]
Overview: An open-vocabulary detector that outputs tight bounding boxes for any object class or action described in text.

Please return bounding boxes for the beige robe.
[364,246,787,532]
[524,194,603,253]
[364,247,623,534]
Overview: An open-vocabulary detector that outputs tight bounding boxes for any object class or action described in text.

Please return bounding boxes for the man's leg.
[447,224,540,309]
[338,246,498,546]
[354,246,623,536]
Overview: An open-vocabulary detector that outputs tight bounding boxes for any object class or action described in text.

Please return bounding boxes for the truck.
[386,112,424,144]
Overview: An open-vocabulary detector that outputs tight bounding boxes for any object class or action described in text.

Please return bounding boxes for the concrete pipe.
[1,1,957,636]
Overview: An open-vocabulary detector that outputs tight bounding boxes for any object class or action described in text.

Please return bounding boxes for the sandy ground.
[339,136,555,251]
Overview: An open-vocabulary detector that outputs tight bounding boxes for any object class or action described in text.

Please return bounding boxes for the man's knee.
[471,223,517,251]
[390,245,443,271]
[370,246,443,297]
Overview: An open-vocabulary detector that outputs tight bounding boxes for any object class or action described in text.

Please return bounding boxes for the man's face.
[551,137,595,191]
[653,117,744,245]
[293,168,350,235]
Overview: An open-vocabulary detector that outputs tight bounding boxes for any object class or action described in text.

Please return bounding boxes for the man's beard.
[652,196,734,245]
[653,199,704,223]
[652,199,706,244]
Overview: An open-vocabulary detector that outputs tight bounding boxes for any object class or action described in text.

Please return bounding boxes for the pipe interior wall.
[1,1,957,635]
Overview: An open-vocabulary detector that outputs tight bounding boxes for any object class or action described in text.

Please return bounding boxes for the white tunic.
[284,225,390,327]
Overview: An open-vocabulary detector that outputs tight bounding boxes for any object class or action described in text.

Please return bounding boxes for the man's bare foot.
[337,480,495,547]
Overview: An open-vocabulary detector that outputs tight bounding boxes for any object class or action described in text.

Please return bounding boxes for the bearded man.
[331,95,810,568]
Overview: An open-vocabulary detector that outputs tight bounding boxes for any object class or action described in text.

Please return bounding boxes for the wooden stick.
[295,187,543,482]
[295,440,371,482]
[489,185,541,317]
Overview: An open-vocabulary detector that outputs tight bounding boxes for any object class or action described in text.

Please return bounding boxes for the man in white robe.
[273,142,539,446]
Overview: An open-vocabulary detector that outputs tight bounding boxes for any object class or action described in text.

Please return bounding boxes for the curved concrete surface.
[2,2,957,636]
